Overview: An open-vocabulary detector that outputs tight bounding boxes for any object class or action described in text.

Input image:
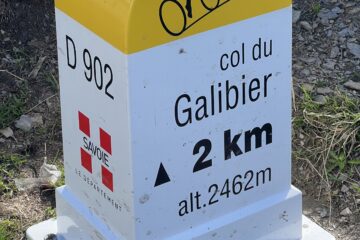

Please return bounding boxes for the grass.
[0,151,60,240]
[0,219,19,240]
[315,80,328,88]
[45,73,59,92]
[54,160,65,188]
[294,88,360,194]
[0,82,28,129]
[12,47,29,71]
[353,72,360,82]
[0,46,31,130]
[44,207,56,218]
[311,2,321,14]
[0,153,27,196]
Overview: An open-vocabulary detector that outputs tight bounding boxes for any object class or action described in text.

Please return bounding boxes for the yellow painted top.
[55,0,291,54]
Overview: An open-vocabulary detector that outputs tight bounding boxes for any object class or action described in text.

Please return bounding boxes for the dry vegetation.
[293,89,360,213]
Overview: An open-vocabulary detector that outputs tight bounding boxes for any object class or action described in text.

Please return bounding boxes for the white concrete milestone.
[27,0,336,239]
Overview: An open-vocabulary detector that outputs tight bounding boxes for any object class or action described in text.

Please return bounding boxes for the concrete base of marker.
[26,218,57,240]
[25,217,336,240]
[27,186,335,240]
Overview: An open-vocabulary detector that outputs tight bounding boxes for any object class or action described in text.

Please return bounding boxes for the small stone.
[344,80,360,91]
[330,46,340,58]
[312,22,318,30]
[340,207,352,216]
[347,42,360,58]
[341,185,349,193]
[314,95,327,104]
[339,37,347,44]
[331,7,344,15]
[302,83,314,92]
[327,30,333,37]
[315,207,328,218]
[318,9,339,23]
[15,115,33,132]
[293,10,301,23]
[323,61,336,70]
[0,138,5,143]
[338,173,348,181]
[300,57,317,64]
[339,217,348,223]
[0,127,14,138]
[338,28,354,38]
[300,21,312,31]
[300,69,311,77]
[317,87,332,95]
[320,209,328,218]
[293,63,302,70]
[348,7,360,15]
[30,113,44,126]
[303,209,313,215]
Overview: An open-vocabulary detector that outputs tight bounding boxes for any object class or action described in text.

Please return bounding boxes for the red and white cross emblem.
[78,111,114,192]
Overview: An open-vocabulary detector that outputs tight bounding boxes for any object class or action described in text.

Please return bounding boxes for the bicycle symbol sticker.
[159,0,231,36]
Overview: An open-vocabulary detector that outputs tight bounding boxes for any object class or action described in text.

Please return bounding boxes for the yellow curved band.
[55,0,291,54]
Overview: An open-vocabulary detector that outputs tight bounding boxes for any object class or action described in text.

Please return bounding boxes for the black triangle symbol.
[154,163,171,187]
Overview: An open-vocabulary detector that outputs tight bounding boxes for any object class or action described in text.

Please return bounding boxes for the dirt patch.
[1,1,60,238]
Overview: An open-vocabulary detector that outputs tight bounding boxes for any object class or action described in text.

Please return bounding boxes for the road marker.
[27,0,336,239]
